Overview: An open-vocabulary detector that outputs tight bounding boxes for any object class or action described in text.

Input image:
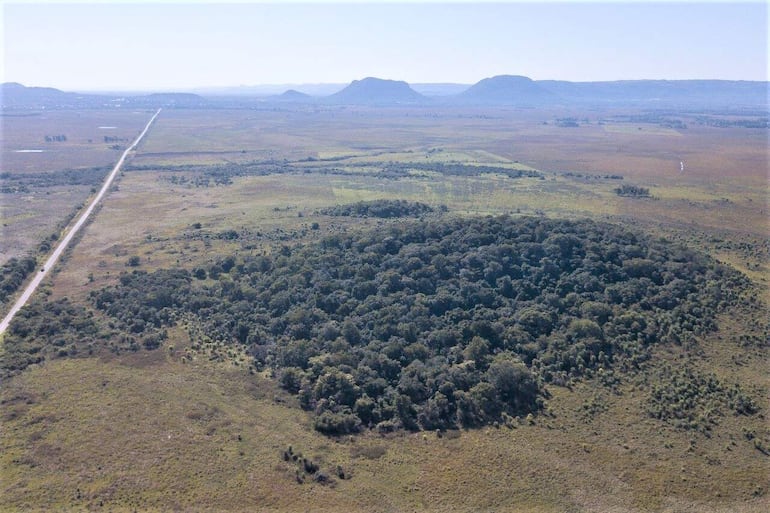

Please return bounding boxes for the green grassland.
[1,105,768,512]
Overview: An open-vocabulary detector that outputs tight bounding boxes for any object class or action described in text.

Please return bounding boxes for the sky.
[2,1,768,91]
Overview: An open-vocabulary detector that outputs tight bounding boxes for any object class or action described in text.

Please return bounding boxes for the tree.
[314,369,360,407]
[419,392,454,430]
[463,336,491,368]
[485,357,540,415]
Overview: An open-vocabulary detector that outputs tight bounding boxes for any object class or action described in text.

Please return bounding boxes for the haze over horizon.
[2,1,768,91]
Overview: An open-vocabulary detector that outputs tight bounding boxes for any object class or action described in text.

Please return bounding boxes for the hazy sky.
[2,1,767,90]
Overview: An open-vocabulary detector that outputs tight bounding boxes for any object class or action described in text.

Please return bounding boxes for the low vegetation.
[0,167,108,194]
[646,364,758,434]
[128,159,544,189]
[614,184,651,197]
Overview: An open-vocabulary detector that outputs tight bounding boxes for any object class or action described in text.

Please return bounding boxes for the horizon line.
[6,75,770,95]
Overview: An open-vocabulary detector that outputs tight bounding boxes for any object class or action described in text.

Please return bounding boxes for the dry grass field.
[2,110,152,174]
[1,105,767,512]
[1,110,155,262]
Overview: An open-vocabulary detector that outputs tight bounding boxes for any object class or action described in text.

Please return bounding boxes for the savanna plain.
[1,104,768,512]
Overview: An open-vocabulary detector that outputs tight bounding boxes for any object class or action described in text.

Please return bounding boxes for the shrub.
[313,410,361,435]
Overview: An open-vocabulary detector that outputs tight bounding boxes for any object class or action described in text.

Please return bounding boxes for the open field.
[1,105,768,512]
[1,110,156,263]
[2,110,153,174]
[42,107,766,298]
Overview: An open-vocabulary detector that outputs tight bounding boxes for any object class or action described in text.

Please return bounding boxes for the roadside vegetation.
[0,256,38,306]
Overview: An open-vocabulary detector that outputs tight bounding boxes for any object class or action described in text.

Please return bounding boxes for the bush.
[0,255,37,304]
[646,365,758,433]
[614,185,650,197]
[313,410,361,435]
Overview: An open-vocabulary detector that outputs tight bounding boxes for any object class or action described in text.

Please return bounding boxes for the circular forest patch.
[4,215,750,434]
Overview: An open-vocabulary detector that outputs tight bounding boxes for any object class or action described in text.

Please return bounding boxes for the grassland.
[1,110,155,263]
[2,317,767,513]
[2,110,153,174]
[1,105,768,512]
[56,107,767,293]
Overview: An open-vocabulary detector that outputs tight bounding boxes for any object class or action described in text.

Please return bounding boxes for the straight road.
[0,108,162,335]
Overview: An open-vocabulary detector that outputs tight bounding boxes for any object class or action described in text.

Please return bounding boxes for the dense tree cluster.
[1,298,102,374]
[614,185,651,197]
[143,161,377,187]
[83,215,746,434]
[0,256,37,305]
[382,162,543,179]
[318,200,437,218]
[563,172,624,180]
[130,159,543,189]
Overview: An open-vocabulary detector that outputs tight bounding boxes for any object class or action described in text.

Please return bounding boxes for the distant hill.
[0,82,103,109]
[272,89,313,102]
[327,77,426,105]
[455,75,557,106]
[4,78,767,110]
[191,83,346,97]
[1,83,208,109]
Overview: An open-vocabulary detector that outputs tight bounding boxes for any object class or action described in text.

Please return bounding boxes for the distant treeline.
[695,116,769,129]
[563,172,624,180]
[614,185,650,197]
[604,114,688,130]
[0,167,108,193]
[318,200,440,218]
[605,112,769,129]
[556,118,580,127]
[127,160,543,188]
[382,162,543,179]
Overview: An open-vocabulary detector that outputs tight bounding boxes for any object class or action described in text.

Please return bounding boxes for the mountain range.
[2,76,767,110]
